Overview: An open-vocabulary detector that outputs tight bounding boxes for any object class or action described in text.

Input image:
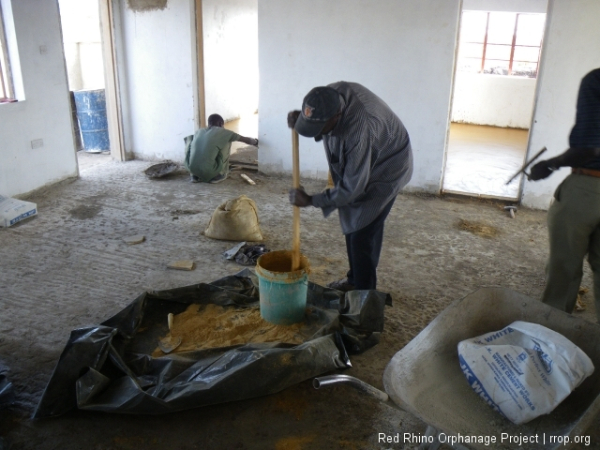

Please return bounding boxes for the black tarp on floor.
[34,269,389,417]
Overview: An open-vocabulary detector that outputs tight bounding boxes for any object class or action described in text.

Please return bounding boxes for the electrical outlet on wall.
[31,139,44,149]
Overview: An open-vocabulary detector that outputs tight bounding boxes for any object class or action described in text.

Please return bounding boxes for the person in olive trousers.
[529,68,600,321]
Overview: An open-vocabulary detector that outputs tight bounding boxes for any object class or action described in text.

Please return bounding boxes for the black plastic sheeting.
[0,361,14,450]
[0,361,14,409]
[34,269,390,418]
[234,244,270,266]
[222,242,270,266]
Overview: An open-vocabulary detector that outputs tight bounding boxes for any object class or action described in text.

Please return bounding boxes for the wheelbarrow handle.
[313,374,390,403]
[314,375,467,450]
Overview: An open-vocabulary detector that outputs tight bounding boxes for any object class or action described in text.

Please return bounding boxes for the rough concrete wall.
[127,0,167,12]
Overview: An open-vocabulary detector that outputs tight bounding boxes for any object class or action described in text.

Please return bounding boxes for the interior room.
[2,0,600,448]
[443,5,547,200]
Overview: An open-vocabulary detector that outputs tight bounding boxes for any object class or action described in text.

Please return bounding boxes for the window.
[457,11,546,78]
[0,1,16,102]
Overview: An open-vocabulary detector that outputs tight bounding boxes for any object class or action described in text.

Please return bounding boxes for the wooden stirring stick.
[291,129,301,271]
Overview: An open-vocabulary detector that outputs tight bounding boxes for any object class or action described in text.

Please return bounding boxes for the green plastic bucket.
[255,250,309,325]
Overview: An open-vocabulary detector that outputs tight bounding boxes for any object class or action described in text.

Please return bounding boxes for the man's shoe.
[326,278,355,292]
[190,175,200,183]
[209,171,229,184]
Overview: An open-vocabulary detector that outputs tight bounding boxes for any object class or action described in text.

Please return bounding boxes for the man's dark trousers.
[345,197,396,290]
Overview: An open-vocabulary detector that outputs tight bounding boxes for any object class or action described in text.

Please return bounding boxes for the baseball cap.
[294,86,341,137]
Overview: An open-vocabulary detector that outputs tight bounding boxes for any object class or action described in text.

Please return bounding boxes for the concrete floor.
[1,152,600,449]
[443,124,529,200]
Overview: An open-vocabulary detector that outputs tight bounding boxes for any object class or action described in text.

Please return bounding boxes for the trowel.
[158,313,182,353]
[158,336,182,354]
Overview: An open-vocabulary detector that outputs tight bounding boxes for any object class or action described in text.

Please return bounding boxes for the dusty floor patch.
[68,204,102,220]
[170,209,201,216]
[457,218,500,238]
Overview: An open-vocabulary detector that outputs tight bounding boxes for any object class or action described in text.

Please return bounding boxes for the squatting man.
[184,113,259,184]
[287,81,413,292]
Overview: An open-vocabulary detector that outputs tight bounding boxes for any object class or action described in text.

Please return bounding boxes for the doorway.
[58,0,124,170]
[58,0,106,163]
[443,8,547,200]
[200,0,259,166]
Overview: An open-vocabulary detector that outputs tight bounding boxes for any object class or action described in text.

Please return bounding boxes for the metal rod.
[313,375,390,403]
[505,146,547,185]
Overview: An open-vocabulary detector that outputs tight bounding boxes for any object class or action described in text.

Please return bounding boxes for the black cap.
[294,87,341,137]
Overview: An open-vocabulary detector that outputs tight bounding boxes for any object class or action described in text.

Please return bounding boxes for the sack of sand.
[204,195,264,241]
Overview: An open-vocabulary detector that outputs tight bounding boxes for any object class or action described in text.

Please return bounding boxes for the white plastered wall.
[258,0,461,192]
[451,75,537,129]
[116,0,196,162]
[522,0,600,209]
[0,0,77,198]
[203,0,257,123]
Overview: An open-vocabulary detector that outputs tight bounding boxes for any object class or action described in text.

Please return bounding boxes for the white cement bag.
[204,195,263,241]
[458,321,594,424]
[0,195,38,227]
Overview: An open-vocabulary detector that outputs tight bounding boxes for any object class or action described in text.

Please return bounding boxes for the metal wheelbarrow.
[314,287,600,450]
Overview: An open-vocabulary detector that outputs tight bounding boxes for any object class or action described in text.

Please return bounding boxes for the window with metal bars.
[0,2,15,102]
[457,11,546,78]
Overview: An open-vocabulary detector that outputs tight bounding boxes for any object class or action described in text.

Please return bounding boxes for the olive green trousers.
[542,173,600,322]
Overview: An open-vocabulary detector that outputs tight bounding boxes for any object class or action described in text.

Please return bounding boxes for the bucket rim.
[256,250,309,276]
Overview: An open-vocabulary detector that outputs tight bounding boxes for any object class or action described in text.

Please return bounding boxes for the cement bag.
[458,321,594,425]
[205,195,263,241]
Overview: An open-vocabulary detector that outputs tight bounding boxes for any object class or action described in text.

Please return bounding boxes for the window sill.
[458,72,537,80]
[0,99,26,112]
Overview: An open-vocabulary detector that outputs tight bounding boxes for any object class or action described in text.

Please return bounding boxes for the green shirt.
[184,126,241,181]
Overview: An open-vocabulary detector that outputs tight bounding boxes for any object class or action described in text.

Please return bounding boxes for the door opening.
[199,0,259,168]
[58,0,124,172]
[443,8,547,200]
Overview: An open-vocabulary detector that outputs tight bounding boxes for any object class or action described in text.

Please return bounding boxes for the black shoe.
[326,278,355,292]
[190,175,200,183]
[209,171,229,184]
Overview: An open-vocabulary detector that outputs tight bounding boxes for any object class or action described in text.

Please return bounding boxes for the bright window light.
[457,11,546,78]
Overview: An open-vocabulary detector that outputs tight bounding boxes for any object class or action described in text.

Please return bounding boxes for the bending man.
[185,114,258,184]
[288,82,413,291]
[529,68,600,321]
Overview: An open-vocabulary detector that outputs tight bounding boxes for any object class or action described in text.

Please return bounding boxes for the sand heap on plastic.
[153,303,306,356]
